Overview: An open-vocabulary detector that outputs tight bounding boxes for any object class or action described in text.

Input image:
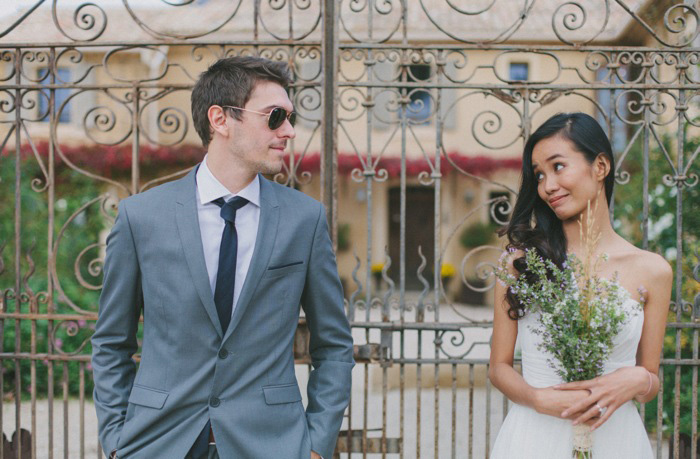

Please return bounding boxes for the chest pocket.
[263,261,305,279]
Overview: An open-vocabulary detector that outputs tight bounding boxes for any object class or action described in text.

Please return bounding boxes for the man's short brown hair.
[191,56,293,147]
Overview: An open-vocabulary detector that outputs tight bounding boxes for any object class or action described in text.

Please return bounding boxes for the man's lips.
[548,194,568,207]
[269,146,286,155]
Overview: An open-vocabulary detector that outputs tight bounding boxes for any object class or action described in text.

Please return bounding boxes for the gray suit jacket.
[91,168,354,458]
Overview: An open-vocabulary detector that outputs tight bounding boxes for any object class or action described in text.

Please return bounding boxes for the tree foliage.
[0,156,107,398]
[612,129,699,436]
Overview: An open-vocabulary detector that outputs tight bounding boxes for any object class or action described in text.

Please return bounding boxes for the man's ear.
[208,105,229,139]
[595,153,611,181]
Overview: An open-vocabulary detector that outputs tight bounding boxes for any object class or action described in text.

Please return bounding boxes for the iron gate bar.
[1,42,699,52]
[320,0,338,237]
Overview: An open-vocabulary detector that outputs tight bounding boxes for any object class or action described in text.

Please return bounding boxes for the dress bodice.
[518,296,644,388]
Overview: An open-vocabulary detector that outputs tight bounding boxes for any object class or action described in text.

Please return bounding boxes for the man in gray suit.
[91,56,354,459]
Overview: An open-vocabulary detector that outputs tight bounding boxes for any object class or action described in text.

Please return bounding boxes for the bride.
[489,112,672,458]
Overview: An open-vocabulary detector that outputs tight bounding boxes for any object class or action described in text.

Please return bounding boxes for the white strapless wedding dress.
[490,296,653,458]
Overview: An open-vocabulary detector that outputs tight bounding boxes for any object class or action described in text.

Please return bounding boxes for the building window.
[38,67,71,123]
[509,62,529,81]
[406,64,431,123]
[489,191,512,225]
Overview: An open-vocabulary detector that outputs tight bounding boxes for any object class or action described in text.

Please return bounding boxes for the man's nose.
[278,118,296,139]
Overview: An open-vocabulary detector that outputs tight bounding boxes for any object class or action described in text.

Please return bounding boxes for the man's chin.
[255,160,284,176]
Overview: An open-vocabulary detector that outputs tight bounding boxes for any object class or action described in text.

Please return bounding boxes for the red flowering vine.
[3,142,521,179]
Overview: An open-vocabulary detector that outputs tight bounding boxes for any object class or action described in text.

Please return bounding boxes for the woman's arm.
[489,263,591,418]
[634,255,673,403]
[557,253,673,428]
[488,277,536,406]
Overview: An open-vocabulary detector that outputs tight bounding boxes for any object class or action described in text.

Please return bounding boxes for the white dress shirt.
[196,155,260,320]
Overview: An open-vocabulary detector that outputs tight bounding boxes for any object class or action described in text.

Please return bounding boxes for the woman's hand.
[532,387,592,420]
[555,366,650,430]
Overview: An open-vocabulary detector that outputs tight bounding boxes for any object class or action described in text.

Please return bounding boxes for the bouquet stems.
[572,424,593,458]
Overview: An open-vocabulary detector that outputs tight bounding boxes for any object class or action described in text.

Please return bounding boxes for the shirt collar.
[197,154,260,208]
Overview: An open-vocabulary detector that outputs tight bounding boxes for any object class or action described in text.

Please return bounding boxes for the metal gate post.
[321,0,339,246]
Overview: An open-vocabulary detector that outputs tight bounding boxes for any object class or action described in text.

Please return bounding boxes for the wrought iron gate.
[0,1,698,458]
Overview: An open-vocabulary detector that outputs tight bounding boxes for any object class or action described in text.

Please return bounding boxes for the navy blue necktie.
[212,196,248,333]
[189,196,248,459]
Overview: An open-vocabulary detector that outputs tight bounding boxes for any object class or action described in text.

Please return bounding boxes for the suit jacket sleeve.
[91,201,142,456]
[301,203,355,459]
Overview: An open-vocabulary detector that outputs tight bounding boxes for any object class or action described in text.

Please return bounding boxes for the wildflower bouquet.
[495,203,641,458]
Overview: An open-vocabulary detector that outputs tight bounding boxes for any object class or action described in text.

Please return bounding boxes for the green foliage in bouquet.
[496,248,637,383]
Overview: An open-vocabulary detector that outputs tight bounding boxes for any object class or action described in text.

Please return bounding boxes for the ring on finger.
[595,403,607,416]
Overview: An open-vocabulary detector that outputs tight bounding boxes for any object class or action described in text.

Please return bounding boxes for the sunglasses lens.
[288,111,296,127]
[268,108,286,130]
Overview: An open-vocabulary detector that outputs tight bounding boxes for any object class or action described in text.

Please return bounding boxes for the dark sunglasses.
[222,105,296,130]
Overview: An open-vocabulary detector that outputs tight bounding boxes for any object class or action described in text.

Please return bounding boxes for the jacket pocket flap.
[264,262,306,278]
[263,384,302,405]
[268,261,304,270]
[128,385,169,409]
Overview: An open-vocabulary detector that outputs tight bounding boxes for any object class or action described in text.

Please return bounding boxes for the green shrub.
[613,131,699,436]
[337,222,351,252]
[459,221,495,248]
[0,156,106,398]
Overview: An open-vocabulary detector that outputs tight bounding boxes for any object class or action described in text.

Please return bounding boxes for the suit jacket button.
[218,349,229,359]
[209,397,220,407]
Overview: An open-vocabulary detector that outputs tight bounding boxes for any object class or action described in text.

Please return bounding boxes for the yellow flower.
[441,263,456,278]
[371,262,385,274]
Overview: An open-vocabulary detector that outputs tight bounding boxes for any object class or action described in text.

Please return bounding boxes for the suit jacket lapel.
[174,167,223,338]
[224,175,279,342]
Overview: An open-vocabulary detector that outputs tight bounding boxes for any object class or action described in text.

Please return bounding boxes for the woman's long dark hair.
[502,112,615,319]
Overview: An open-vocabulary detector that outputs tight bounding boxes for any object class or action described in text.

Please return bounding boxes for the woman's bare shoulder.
[614,245,673,287]
[642,250,673,284]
